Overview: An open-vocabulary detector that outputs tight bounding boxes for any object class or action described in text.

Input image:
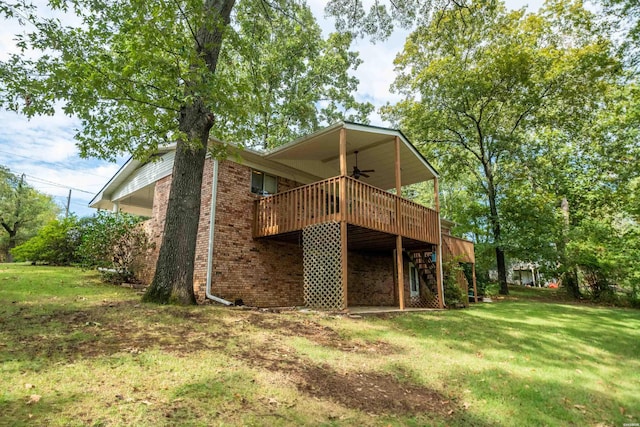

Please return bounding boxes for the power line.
[23,174,95,194]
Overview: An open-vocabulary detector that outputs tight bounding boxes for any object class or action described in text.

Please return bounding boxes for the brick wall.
[138,159,304,306]
[194,159,304,306]
[348,252,396,306]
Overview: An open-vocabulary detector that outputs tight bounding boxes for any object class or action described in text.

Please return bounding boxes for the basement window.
[251,170,277,195]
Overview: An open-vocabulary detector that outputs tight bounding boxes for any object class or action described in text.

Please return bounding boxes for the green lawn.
[1,264,639,426]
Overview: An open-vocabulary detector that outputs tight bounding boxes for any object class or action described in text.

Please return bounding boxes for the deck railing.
[442,234,475,263]
[254,176,439,244]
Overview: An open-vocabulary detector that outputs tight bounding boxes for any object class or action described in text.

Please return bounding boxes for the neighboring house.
[90,122,477,310]
[510,262,542,287]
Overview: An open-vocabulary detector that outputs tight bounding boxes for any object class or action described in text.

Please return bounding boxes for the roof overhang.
[265,121,438,190]
[89,122,439,215]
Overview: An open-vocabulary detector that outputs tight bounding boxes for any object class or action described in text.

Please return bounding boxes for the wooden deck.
[442,234,475,263]
[253,176,440,245]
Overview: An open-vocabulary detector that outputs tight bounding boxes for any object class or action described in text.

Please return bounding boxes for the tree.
[599,0,640,66]
[213,0,373,149]
[0,0,375,304]
[0,166,60,261]
[530,80,640,300]
[384,0,622,294]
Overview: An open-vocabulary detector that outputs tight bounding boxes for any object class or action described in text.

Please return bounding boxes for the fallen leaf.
[575,369,583,374]
[141,400,152,406]
[28,395,41,404]
[463,402,471,410]
[24,383,34,389]
[574,404,586,410]
[619,407,625,415]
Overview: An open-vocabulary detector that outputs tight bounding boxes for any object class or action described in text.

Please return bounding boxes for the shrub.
[10,216,82,265]
[443,261,465,306]
[77,211,152,283]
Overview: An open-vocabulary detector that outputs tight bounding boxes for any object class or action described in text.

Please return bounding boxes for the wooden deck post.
[339,127,348,310]
[434,177,444,309]
[472,263,478,303]
[395,136,405,310]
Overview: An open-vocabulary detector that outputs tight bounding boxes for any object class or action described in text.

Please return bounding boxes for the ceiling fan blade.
[360,172,370,178]
[360,169,375,173]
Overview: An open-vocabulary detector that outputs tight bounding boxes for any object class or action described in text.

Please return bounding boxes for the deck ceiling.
[265,123,438,190]
[262,225,436,253]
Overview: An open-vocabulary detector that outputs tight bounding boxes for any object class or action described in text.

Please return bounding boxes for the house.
[90,122,477,310]
[511,262,542,287]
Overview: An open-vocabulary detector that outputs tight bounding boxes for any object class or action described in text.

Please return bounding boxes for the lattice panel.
[407,282,441,309]
[303,222,344,309]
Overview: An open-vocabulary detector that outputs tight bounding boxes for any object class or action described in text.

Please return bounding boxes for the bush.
[77,211,152,283]
[443,261,465,306]
[10,217,82,265]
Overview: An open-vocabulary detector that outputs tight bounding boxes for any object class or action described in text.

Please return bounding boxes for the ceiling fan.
[350,151,375,179]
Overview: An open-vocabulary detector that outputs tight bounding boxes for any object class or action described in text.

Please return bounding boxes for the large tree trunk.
[142,0,235,305]
[486,173,508,295]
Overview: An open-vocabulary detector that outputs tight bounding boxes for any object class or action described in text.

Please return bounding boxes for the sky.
[0,0,542,218]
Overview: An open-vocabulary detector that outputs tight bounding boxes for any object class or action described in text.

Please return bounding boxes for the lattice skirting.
[407,273,441,309]
[303,222,344,309]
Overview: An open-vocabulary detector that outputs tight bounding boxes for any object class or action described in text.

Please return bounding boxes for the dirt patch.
[245,313,397,355]
[237,343,454,417]
[300,365,450,416]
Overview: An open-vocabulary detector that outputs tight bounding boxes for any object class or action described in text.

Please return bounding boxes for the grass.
[1,263,639,426]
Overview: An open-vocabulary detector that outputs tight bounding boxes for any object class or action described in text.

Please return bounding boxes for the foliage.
[442,261,465,306]
[566,216,640,304]
[10,216,82,265]
[599,0,640,66]
[0,166,60,261]
[77,211,152,283]
[325,0,444,40]
[0,0,370,158]
[384,0,624,295]
[214,0,373,149]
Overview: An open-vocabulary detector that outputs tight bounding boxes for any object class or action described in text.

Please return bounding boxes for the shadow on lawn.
[0,392,83,427]
[446,366,640,426]
[392,303,640,370]
[388,303,640,425]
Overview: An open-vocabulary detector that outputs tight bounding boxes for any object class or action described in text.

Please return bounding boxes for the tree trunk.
[1,221,17,263]
[7,229,17,263]
[486,172,508,295]
[142,0,235,305]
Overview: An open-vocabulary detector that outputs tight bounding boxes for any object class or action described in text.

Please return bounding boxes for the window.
[251,170,277,195]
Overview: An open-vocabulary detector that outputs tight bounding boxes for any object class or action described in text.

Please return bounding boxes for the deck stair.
[405,249,437,286]
[404,249,441,308]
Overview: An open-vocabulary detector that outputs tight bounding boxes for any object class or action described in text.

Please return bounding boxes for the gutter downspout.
[206,158,233,306]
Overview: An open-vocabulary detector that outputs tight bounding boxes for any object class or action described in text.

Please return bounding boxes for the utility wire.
[24,174,95,194]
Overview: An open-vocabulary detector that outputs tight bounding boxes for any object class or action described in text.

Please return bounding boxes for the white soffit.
[265,122,438,190]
